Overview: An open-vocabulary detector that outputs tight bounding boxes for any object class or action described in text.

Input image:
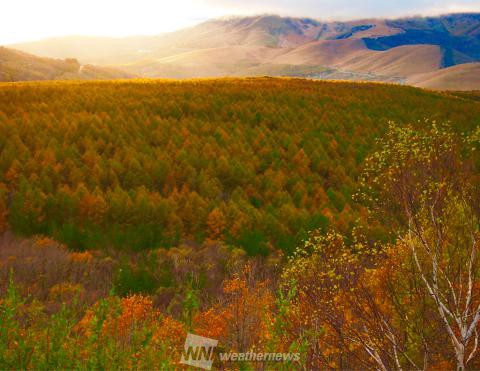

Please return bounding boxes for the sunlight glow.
[2,0,225,44]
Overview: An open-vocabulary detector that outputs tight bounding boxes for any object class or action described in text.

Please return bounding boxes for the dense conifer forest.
[0,78,478,252]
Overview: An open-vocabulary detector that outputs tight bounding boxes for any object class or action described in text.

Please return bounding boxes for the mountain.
[9,13,480,89]
[364,14,480,67]
[0,47,135,82]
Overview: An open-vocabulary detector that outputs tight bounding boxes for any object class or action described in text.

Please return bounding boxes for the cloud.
[202,0,480,19]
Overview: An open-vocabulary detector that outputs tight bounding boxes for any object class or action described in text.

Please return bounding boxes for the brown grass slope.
[272,39,366,66]
[408,63,480,91]
[341,45,442,77]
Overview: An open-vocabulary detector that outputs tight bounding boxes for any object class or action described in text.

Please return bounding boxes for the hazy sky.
[2,0,480,44]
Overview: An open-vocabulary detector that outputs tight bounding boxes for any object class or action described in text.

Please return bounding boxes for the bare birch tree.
[362,122,480,370]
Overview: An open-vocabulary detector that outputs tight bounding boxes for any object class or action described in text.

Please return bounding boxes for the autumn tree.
[361,122,480,369]
[0,184,7,232]
[280,231,409,369]
[194,263,274,354]
[281,122,480,369]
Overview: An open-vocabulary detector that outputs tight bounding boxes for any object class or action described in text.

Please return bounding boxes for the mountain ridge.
[5,13,480,90]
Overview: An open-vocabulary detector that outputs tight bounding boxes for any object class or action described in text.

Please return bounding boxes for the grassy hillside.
[408,62,480,91]
[0,78,478,253]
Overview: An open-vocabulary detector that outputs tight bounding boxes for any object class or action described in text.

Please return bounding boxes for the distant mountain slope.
[12,15,404,64]
[8,13,480,89]
[0,47,135,82]
[270,41,440,75]
[408,63,480,90]
[272,39,367,65]
[364,14,480,67]
[120,41,442,83]
[337,44,442,76]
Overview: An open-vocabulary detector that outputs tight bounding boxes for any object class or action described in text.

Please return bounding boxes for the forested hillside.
[0,47,134,82]
[0,98,479,369]
[0,78,478,254]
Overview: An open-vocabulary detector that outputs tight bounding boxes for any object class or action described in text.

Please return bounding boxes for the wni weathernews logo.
[180,333,218,370]
[180,333,300,370]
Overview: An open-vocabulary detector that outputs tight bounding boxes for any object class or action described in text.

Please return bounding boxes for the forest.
[0,78,479,369]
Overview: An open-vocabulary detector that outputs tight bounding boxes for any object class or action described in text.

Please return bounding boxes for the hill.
[9,13,480,89]
[0,78,478,253]
[408,62,480,90]
[0,47,134,82]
